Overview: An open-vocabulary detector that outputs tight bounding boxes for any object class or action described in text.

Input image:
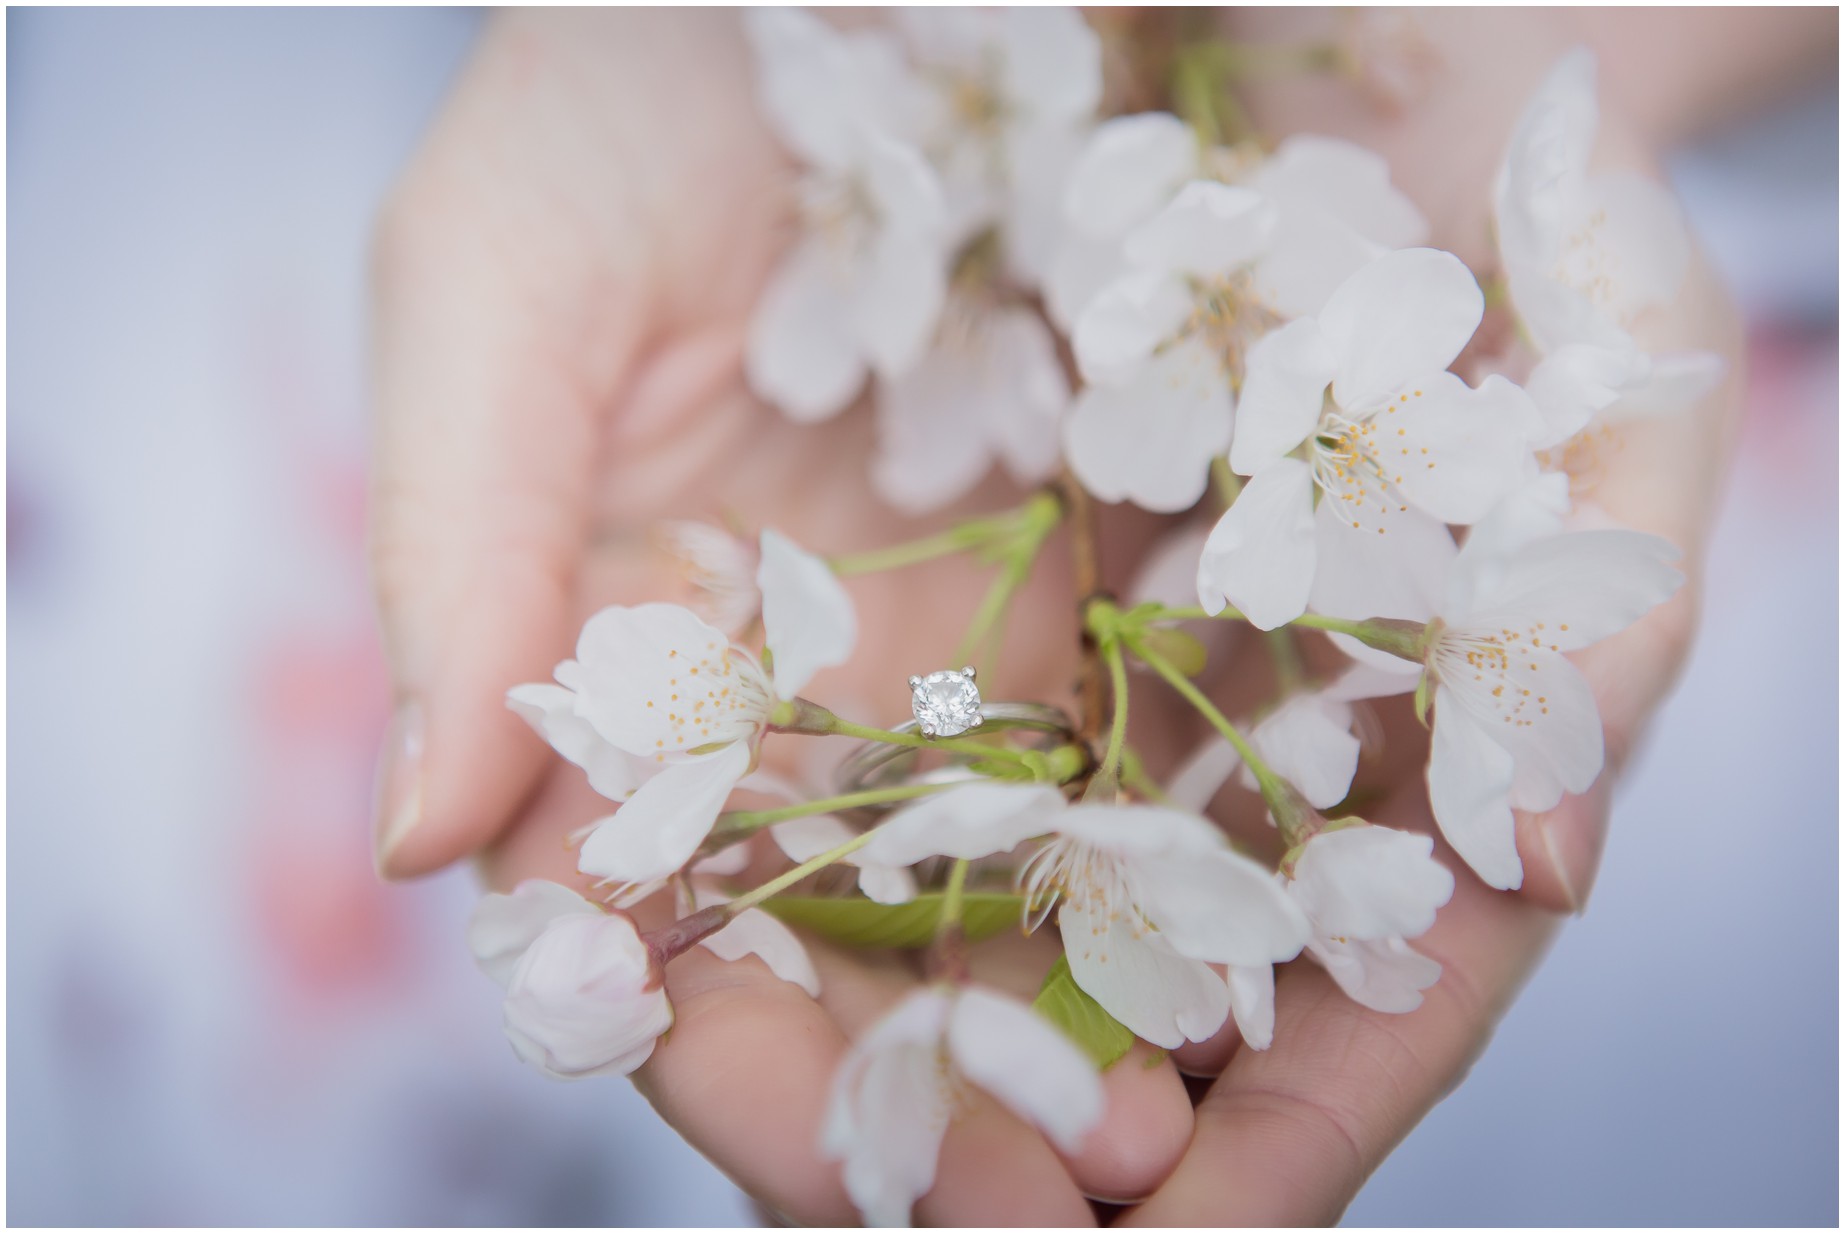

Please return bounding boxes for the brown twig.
[1057,471,1108,750]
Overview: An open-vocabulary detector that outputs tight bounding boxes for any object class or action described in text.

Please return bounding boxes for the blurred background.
[6,8,1838,1226]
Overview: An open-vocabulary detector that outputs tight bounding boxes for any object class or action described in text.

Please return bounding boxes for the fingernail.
[1537,818,1582,916]
[373,699,425,878]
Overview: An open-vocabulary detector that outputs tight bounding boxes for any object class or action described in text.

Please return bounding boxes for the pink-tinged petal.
[999,6,1102,120]
[1462,465,1574,561]
[758,527,857,699]
[1044,228,1131,331]
[1123,181,1277,280]
[577,741,753,886]
[858,126,948,238]
[1065,337,1233,512]
[501,912,673,1079]
[1060,905,1231,1049]
[742,8,867,170]
[507,681,654,802]
[1251,694,1361,811]
[1195,457,1317,629]
[1225,963,1276,1051]
[985,307,1072,486]
[1566,170,1690,317]
[1426,691,1522,890]
[1128,848,1311,967]
[1450,528,1683,649]
[1229,319,1337,475]
[573,604,769,755]
[1308,935,1443,1014]
[858,782,1066,867]
[1318,248,1484,411]
[1291,825,1454,941]
[873,347,1007,513]
[1248,207,1386,322]
[1072,268,1194,386]
[1063,112,1196,238]
[854,225,948,380]
[694,888,822,997]
[948,987,1105,1153]
[746,239,865,422]
[1321,659,1420,702]
[1383,372,1534,525]
[1525,343,1638,448]
[468,880,600,988]
[1505,260,1630,355]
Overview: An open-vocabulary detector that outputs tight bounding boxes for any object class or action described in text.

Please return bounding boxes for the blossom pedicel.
[467,14,1702,1225]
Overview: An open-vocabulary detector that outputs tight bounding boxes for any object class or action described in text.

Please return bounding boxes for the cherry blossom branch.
[826,493,1059,578]
[723,829,879,915]
[1144,603,1430,663]
[1087,636,1132,800]
[773,700,1037,766]
[1059,472,1108,752]
[707,782,956,844]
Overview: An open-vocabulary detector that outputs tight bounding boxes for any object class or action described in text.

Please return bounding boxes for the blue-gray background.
[8,9,1838,1226]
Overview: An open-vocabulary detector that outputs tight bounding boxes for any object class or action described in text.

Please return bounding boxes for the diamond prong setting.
[910,667,984,738]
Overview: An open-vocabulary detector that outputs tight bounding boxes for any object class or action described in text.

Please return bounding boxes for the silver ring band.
[833,703,1076,797]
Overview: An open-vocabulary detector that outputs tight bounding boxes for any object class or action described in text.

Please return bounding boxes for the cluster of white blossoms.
[468,13,1714,1226]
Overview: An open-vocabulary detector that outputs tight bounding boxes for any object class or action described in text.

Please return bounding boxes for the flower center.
[798,173,877,268]
[1307,389,1428,533]
[1178,273,1282,382]
[648,643,773,757]
[1017,837,1142,938]
[1429,624,1565,729]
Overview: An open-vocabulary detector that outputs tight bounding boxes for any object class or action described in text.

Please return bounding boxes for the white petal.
[1229,318,1337,475]
[1063,112,1195,238]
[1051,801,1234,859]
[1123,181,1277,279]
[1250,135,1428,249]
[1426,692,1522,890]
[573,604,768,754]
[873,350,1006,514]
[854,227,948,381]
[1225,964,1276,1051]
[1071,268,1194,386]
[1321,659,1420,703]
[1566,170,1690,318]
[758,527,857,699]
[1601,350,1724,422]
[985,308,1072,486]
[1463,465,1574,561]
[1309,498,1453,626]
[948,986,1104,1153]
[742,8,867,169]
[1248,207,1385,321]
[1065,336,1233,512]
[824,990,954,1227]
[746,238,866,422]
[1318,248,1484,411]
[695,889,822,997]
[1291,825,1454,941]
[772,815,916,905]
[1309,936,1443,1014]
[999,6,1102,120]
[1128,848,1312,967]
[1251,694,1361,811]
[1195,457,1317,629]
[1044,227,1131,331]
[1450,528,1683,648]
[468,880,600,988]
[1381,372,1535,525]
[576,741,752,886]
[859,126,949,239]
[1164,736,1242,815]
[857,782,1066,867]
[501,912,673,1079]
[1524,343,1638,448]
[1128,522,1216,612]
[1493,48,1598,273]
[507,681,653,802]
[1060,905,1231,1049]
[1440,643,1603,813]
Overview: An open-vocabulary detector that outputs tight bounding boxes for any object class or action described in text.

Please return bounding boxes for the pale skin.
[368,8,1831,1225]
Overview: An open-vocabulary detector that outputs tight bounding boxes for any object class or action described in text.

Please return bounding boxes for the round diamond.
[910,669,983,737]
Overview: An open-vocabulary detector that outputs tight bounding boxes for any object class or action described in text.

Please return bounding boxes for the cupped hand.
[369,9,1194,1224]
[368,7,1744,1227]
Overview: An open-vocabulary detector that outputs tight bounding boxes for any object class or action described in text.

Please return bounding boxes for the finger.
[367,30,650,880]
[1121,867,1559,1226]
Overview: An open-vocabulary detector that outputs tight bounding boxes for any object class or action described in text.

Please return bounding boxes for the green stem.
[822,714,1033,766]
[1264,628,1305,694]
[1210,457,1243,510]
[711,782,952,839]
[1129,633,1286,800]
[940,858,971,929]
[1088,638,1131,798]
[726,829,877,914]
[828,525,988,577]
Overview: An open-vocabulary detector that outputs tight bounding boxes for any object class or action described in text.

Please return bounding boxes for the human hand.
[369,9,1199,1223]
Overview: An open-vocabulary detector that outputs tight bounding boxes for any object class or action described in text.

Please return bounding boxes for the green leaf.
[762,893,1025,949]
[1032,956,1136,1069]
[1137,626,1208,677]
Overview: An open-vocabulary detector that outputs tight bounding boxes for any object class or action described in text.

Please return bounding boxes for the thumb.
[366,134,645,880]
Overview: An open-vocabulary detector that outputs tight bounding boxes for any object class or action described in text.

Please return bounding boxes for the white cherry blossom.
[1494,48,1722,444]
[860,784,1310,1049]
[508,550,856,889]
[1199,247,1534,629]
[896,6,1102,285]
[870,297,1068,513]
[743,8,951,422]
[655,520,759,635]
[1313,520,1684,889]
[822,983,1103,1226]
